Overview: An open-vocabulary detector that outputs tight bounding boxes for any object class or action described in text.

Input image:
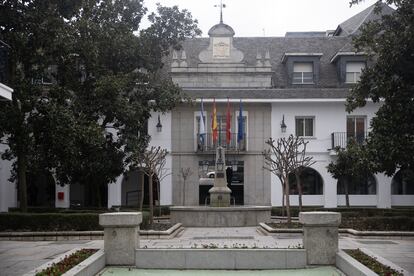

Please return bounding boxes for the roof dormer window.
[293,62,314,84]
[345,61,365,83]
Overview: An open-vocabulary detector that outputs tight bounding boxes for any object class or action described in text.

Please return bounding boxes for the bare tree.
[263,135,314,223]
[130,146,168,225]
[179,167,193,206]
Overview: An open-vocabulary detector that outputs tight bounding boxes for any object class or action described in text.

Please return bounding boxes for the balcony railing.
[331,132,367,149]
[196,132,246,152]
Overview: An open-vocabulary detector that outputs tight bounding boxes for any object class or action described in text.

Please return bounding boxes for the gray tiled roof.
[182,88,349,99]
[335,2,394,36]
[169,36,351,88]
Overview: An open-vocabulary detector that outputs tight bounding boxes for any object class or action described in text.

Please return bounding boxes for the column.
[376,173,391,208]
[99,212,142,265]
[299,211,341,265]
[55,184,70,208]
[108,174,123,208]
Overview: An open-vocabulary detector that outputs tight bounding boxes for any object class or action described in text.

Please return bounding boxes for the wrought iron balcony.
[331,132,368,149]
[196,132,246,152]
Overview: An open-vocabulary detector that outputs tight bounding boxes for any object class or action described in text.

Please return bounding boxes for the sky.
[141,0,379,37]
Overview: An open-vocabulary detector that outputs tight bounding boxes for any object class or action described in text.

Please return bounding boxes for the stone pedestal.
[299,211,341,265]
[99,212,142,265]
[209,186,231,207]
[208,146,232,207]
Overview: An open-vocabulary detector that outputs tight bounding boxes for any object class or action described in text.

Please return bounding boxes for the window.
[391,169,414,195]
[345,62,365,83]
[196,115,207,150]
[346,116,365,143]
[293,62,313,84]
[295,117,314,137]
[236,114,247,150]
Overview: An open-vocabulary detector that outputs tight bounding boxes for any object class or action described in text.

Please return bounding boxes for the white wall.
[269,101,396,207]
[148,112,172,205]
[392,195,414,206]
[0,144,17,212]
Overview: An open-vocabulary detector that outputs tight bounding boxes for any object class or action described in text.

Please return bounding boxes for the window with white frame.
[236,111,248,151]
[292,62,313,84]
[345,62,365,83]
[295,117,314,137]
[195,114,207,150]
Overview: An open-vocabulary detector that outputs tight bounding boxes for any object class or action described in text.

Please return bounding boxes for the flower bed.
[35,248,98,276]
[344,249,403,276]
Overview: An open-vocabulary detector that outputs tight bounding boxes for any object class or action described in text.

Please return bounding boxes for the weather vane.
[214,0,226,24]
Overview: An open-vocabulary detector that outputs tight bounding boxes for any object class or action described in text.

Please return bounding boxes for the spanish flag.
[212,98,218,144]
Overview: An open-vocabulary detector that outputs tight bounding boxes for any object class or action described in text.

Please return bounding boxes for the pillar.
[55,184,70,208]
[99,212,142,265]
[108,175,123,208]
[299,211,341,265]
[376,173,391,208]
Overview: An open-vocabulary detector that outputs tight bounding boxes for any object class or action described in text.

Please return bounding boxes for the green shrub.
[270,206,414,218]
[0,211,150,232]
[341,216,414,231]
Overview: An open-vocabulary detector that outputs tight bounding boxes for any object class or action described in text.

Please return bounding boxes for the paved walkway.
[1,227,414,275]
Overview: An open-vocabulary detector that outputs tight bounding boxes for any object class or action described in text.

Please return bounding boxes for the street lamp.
[281,115,287,133]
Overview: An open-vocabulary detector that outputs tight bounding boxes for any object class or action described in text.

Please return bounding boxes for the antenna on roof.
[214,0,226,24]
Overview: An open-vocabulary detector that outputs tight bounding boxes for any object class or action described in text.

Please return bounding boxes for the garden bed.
[35,248,98,276]
[344,249,404,276]
[267,215,414,231]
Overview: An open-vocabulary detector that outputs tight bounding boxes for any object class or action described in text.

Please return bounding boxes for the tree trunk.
[139,171,144,211]
[281,188,285,217]
[149,173,154,225]
[284,176,291,224]
[296,172,303,212]
[157,177,161,217]
[345,177,350,208]
[17,150,28,212]
[182,180,186,206]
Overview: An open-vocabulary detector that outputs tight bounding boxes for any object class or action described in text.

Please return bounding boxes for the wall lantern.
[156,114,162,132]
[202,160,209,173]
[281,115,287,133]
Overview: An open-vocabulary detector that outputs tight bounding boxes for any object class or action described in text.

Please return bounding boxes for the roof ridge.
[350,3,377,35]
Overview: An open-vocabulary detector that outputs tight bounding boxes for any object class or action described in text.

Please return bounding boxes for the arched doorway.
[337,174,377,195]
[26,171,55,207]
[392,169,414,195]
[288,167,323,195]
[121,169,159,207]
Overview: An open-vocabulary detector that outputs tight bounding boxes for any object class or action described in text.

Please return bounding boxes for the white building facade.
[0,3,413,211]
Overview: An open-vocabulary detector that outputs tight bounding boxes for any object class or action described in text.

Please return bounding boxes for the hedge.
[341,216,414,231]
[0,211,150,232]
[271,207,414,218]
[9,205,171,216]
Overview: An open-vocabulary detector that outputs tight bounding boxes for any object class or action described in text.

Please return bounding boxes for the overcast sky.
[142,0,379,37]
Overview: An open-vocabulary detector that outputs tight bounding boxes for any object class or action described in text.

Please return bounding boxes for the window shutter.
[346,62,365,73]
[293,62,313,73]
